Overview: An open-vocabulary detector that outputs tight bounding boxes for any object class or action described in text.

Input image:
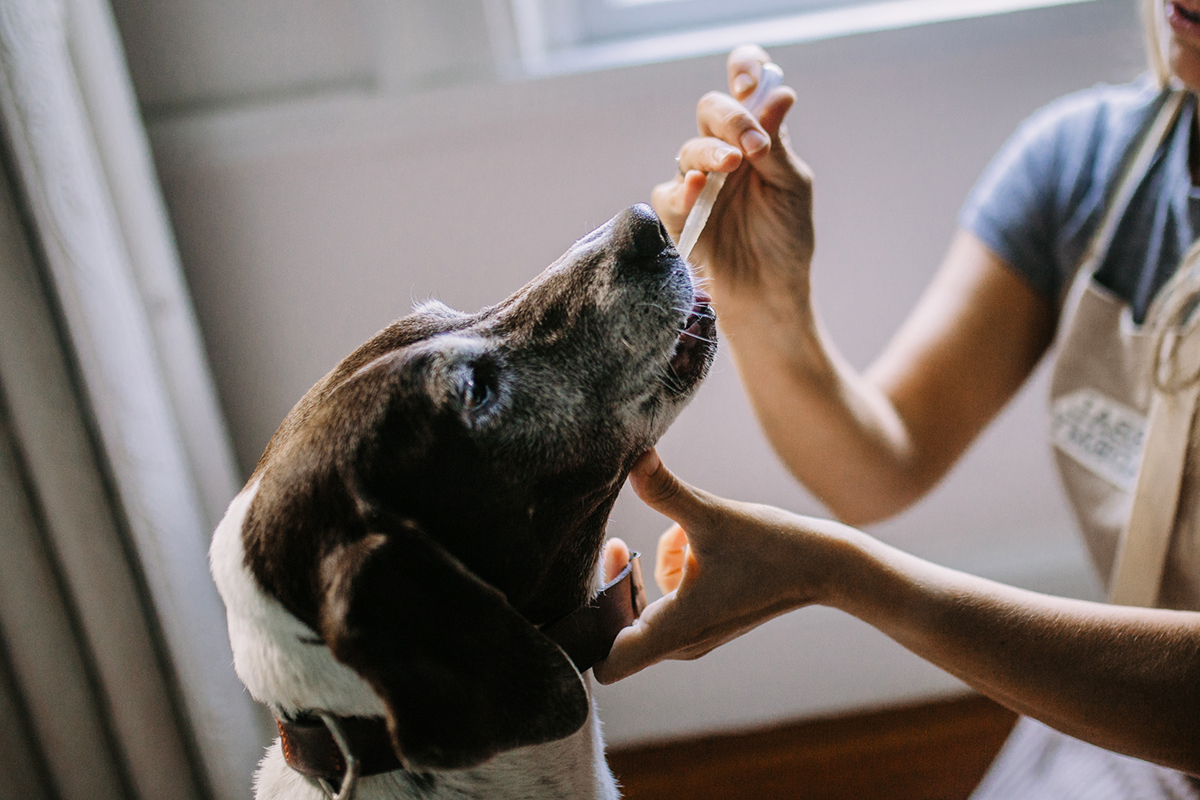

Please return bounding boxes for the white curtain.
[0,0,269,798]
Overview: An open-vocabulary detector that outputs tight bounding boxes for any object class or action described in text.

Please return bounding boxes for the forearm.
[829,530,1200,774]
[716,231,1054,525]
[720,305,924,525]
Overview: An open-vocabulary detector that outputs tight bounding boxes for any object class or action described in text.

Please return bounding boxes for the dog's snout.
[615,203,673,262]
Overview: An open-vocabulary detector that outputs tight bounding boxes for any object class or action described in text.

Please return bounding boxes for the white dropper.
[675,62,785,262]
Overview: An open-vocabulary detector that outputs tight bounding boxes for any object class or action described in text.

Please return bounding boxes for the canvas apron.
[972,89,1200,799]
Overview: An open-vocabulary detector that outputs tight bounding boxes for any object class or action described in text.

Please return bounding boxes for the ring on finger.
[675,156,685,179]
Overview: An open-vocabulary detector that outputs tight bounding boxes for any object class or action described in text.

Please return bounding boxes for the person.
[592,0,1200,795]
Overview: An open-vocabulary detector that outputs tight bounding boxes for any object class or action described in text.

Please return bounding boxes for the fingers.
[727,44,772,100]
[678,138,742,176]
[653,45,799,235]
[757,87,796,141]
[595,453,705,683]
[601,537,631,584]
[654,524,689,593]
[651,175,694,240]
[697,92,770,158]
[748,88,803,186]
[651,137,741,237]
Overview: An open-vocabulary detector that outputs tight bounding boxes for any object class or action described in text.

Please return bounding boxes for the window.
[509,0,1101,75]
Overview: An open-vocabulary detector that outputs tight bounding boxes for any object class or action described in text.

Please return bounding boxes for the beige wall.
[120,0,1144,744]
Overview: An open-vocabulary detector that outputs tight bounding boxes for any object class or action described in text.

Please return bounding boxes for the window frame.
[509,0,1104,77]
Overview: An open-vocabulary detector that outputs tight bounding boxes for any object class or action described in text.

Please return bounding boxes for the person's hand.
[652,45,815,328]
[600,536,631,583]
[593,449,853,683]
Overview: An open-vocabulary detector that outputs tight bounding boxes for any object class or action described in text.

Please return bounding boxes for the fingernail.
[732,73,754,96]
[740,129,769,155]
[716,145,739,164]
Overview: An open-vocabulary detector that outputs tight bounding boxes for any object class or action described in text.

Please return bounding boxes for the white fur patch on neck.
[208,480,385,717]
[211,483,619,800]
[252,688,618,800]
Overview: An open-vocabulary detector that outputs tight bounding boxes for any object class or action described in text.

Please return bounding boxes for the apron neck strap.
[1076,90,1188,289]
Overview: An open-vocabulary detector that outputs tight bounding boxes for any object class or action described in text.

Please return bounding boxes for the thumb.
[629,449,707,529]
[752,88,803,186]
[757,87,795,141]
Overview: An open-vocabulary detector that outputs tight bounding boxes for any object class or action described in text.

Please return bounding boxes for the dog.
[209,203,716,799]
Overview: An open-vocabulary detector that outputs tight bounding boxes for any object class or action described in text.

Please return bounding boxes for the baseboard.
[606,694,1017,800]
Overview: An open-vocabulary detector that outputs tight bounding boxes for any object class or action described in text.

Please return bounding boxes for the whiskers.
[661,362,687,393]
[677,328,717,345]
[675,303,717,342]
[637,300,713,318]
[636,293,717,349]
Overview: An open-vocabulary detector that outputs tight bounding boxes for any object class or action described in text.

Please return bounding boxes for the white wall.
[126,0,1145,745]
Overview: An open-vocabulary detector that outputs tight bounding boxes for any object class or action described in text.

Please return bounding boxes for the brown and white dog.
[209,204,715,799]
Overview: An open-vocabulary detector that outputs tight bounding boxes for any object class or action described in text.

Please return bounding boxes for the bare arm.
[737,231,1057,524]
[595,452,1200,776]
[658,47,1056,524]
[851,537,1200,771]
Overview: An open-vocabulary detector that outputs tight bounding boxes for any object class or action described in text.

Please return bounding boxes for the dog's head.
[215,204,714,770]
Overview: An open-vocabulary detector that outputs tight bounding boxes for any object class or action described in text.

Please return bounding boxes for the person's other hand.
[651,45,815,327]
[593,449,851,683]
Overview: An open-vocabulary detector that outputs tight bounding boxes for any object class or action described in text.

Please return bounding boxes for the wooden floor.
[607,694,1018,800]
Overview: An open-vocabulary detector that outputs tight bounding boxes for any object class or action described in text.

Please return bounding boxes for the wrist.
[717,293,821,360]
[807,521,885,615]
[713,281,810,328]
[769,514,872,612]
[718,304,841,403]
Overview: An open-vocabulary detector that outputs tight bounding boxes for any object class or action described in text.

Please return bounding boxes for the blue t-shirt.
[959,75,1200,324]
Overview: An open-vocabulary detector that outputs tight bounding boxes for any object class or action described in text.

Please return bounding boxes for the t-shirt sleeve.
[958,85,1149,302]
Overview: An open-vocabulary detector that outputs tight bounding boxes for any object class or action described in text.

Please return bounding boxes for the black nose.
[614,203,672,261]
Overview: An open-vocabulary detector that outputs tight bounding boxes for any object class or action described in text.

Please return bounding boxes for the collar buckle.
[540,551,646,672]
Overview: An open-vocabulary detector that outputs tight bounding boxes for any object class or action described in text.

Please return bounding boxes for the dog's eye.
[461,366,495,412]
[464,376,491,409]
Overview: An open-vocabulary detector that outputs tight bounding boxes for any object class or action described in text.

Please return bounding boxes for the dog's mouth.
[664,289,717,393]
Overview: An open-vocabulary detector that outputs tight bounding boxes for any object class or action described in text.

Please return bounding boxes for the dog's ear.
[319,521,589,771]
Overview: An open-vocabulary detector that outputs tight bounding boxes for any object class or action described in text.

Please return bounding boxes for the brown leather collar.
[277,714,400,783]
[539,551,646,674]
[277,554,645,786]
